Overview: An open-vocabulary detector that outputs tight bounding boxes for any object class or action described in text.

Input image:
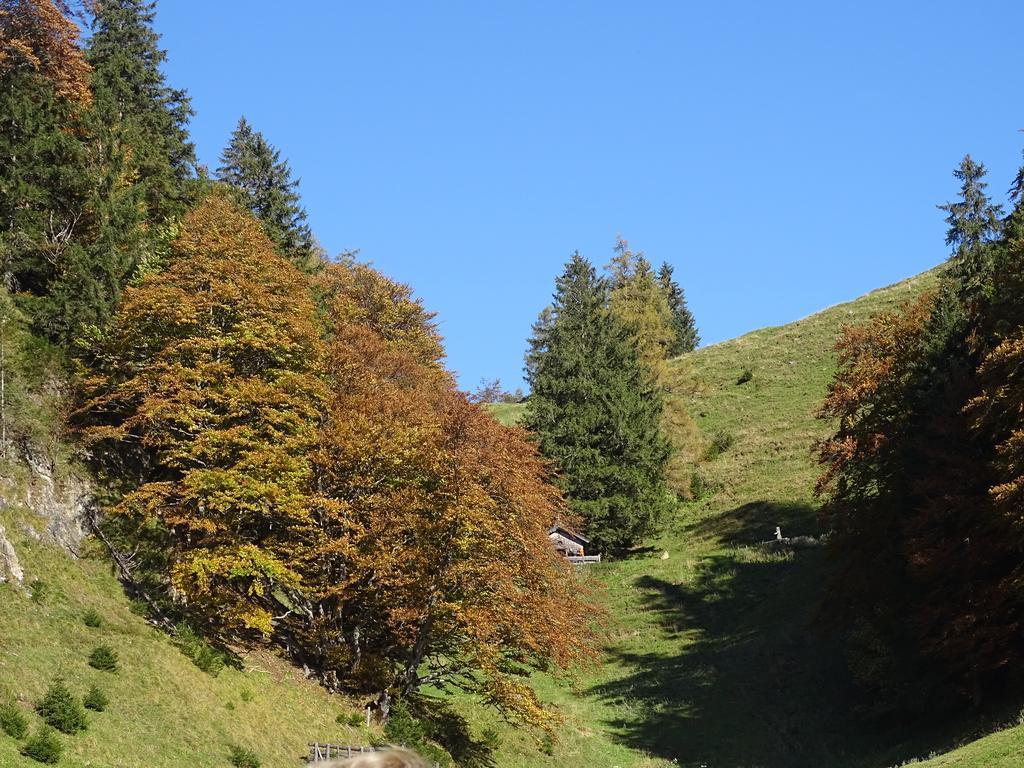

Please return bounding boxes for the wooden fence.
[307,743,438,766]
[308,743,376,762]
[567,554,601,564]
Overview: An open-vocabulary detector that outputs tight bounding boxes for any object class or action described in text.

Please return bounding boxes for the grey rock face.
[16,442,95,554]
[0,522,25,585]
[0,442,98,587]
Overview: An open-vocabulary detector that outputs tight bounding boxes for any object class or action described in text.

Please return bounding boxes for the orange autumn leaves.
[79,191,594,727]
[0,0,91,104]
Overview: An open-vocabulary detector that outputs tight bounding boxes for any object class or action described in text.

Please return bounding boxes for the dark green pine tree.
[86,0,196,223]
[0,69,90,301]
[657,261,699,356]
[524,253,673,555]
[937,155,1003,257]
[0,4,144,345]
[1010,147,1024,211]
[216,117,319,271]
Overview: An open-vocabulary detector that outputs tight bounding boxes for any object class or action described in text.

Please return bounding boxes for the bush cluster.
[82,608,103,628]
[337,711,364,727]
[383,702,453,767]
[228,744,261,768]
[175,624,227,677]
[702,429,735,461]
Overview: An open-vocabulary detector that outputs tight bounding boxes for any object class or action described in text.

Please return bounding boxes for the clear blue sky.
[153,1,1023,390]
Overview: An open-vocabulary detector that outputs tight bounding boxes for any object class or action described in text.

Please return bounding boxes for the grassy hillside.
[474,266,1024,768]
[0,503,379,768]
[5,267,1023,768]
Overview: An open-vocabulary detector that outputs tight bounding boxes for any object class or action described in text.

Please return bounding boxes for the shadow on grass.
[591,500,1012,768]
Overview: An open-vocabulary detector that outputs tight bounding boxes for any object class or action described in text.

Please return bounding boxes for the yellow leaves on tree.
[81,191,327,635]
[0,0,92,104]
[82,214,596,729]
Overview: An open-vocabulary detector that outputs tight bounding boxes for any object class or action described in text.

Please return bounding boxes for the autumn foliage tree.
[79,191,327,636]
[0,0,91,104]
[817,152,1024,714]
[294,261,595,726]
[80,200,594,728]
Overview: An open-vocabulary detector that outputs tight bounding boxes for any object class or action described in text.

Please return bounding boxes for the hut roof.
[548,525,590,544]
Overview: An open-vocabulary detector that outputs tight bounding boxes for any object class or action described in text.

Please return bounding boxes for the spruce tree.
[0,1,142,344]
[658,261,699,356]
[937,154,1003,257]
[216,117,319,271]
[525,253,672,555]
[86,0,196,222]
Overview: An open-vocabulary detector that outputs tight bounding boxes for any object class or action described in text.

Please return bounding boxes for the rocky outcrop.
[19,443,95,554]
[0,441,98,588]
[0,522,25,585]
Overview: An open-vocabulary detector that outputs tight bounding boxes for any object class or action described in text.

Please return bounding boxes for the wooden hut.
[548,525,600,563]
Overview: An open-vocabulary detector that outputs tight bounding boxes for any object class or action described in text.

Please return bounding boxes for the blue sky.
[154,1,1023,390]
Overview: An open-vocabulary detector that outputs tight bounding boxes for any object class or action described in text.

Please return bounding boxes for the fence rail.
[308,743,377,762]
[307,742,439,766]
[567,554,601,564]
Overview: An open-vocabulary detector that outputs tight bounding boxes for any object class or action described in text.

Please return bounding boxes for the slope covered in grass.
[0,504,377,768]
[5,266,1022,768]
[474,266,1021,768]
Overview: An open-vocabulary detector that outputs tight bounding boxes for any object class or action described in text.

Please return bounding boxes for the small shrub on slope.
[228,744,261,768]
[175,623,226,677]
[29,579,49,603]
[21,725,63,764]
[83,686,108,712]
[37,679,86,734]
[82,608,103,628]
[702,429,735,461]
[88,644,119,672]
[383,703,453,766]
[0,700,28,739]
[337,711,364,727]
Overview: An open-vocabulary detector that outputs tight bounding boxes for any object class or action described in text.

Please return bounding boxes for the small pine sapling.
[37,679,86,734]
[228,744,261,768]
[0,700,28,739]
[21,725,63,764]
[88,644,119,672]
[83,686,108,712]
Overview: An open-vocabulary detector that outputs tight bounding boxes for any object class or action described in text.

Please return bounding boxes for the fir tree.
[658,261,699,356]
[86,0,196,222]
[937,155,1003,257]
[0,1,142,344]
[525,253,672,555]
[216,117,319,271]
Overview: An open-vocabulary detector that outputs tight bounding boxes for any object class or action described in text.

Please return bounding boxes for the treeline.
[817,152,1024,716]
[2,0,593,730]
[525,240,699,555]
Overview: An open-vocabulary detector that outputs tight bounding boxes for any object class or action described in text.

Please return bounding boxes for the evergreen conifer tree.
[216,116,319,271]
[0,0,143,344]
[525,253,672,555]
[937,155,1003,257]
[658,261,699,356]
[85,0,196,222]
